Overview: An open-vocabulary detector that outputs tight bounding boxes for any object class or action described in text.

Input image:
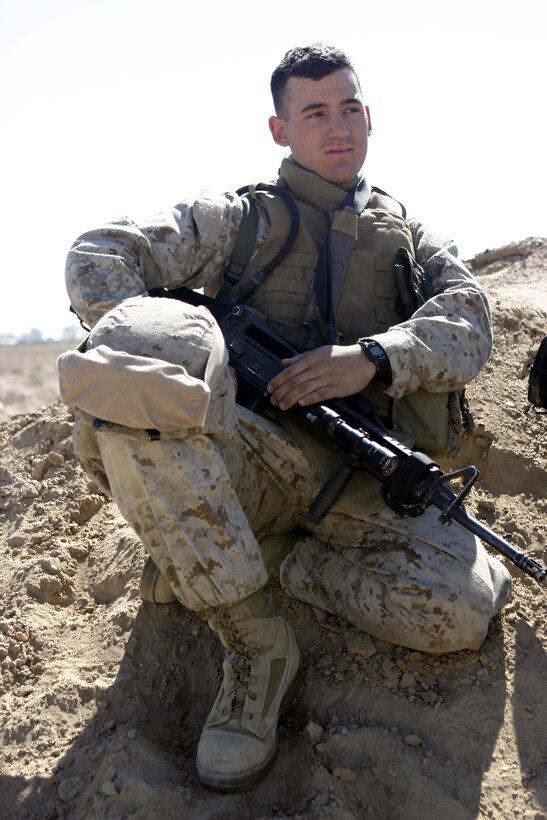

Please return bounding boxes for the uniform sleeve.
[65,190,244,328]
[367,219,493,398]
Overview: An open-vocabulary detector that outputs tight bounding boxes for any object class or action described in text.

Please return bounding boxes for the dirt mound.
[1,240,546,819]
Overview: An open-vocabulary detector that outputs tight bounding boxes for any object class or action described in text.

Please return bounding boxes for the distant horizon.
[0,327,85,346]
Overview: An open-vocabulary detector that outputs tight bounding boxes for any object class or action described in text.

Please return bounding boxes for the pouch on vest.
[528,335,547,410]
[383,388,466,456]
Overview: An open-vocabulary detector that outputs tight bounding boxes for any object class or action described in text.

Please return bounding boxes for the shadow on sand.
[3,598,509,820]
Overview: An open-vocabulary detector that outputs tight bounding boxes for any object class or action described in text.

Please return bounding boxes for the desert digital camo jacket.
[65,164,492,403]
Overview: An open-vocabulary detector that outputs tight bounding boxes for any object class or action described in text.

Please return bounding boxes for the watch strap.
[359,339,392,386]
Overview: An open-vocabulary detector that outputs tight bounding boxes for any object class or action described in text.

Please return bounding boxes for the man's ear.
[269,115,289,147]
[365,105,372,136]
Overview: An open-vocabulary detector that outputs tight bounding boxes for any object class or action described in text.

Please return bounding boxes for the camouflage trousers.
[92,400,511,654]
[73,296,511,654]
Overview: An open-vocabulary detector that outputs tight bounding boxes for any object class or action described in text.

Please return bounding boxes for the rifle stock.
[149,286,546,585]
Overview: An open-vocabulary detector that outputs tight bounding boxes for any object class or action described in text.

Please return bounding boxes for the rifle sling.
[313,178,371,344]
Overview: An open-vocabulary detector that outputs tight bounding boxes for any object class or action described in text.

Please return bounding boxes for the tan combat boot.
[139,555,177,604]
[196,590,303,791]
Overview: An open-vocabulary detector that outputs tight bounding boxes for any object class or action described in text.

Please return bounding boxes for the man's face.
[269,68,371,185]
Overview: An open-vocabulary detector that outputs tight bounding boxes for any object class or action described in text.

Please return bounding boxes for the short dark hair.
[271,44,356,116]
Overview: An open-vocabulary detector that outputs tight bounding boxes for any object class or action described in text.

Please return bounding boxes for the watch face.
[364,342,383,361]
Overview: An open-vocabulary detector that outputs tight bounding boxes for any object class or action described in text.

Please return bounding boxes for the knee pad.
[87,296,220,373]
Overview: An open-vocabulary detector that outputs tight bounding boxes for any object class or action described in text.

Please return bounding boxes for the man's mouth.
[326,146,353,155]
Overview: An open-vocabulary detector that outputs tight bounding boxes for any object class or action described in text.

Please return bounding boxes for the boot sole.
[139,556,177,604]
[196,661,304,793]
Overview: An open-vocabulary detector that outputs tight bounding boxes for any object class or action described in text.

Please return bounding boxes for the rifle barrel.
[429,485,547,583]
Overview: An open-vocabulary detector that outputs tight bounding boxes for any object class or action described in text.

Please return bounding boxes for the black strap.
[217,192,259,299]
[314,178,371,344]
[222,184,300,306]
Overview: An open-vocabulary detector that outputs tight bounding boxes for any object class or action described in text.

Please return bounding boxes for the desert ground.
[0,238,546,819]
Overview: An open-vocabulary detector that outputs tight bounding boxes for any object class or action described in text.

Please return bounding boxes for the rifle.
[149,286,547,585]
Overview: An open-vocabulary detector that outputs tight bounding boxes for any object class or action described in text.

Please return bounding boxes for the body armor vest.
[225,160,464,455]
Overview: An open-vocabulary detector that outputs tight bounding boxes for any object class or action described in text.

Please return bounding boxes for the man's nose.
[328,113,349,139]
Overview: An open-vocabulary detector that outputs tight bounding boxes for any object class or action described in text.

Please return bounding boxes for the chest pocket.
[336,209,415,343]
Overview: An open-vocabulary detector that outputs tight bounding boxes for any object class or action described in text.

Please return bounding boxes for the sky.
[1,0,546,339]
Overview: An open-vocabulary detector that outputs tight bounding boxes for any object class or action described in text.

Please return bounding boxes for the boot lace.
[210,606,259,716]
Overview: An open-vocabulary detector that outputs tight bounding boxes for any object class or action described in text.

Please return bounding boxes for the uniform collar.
[278,157,364,213]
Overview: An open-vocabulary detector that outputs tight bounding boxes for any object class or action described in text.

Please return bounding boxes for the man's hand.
[267,343,377,410]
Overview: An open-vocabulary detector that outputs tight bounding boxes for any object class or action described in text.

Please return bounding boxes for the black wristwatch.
[359,339,392,386]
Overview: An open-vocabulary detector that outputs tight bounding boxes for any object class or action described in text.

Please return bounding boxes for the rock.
[403,734,422,747]
[304,720,324,745]
[100,780,118,797]
[400,672,416,688]
[346,634,376,659]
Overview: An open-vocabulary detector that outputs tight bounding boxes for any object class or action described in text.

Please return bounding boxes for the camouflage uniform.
[62,158,511,653]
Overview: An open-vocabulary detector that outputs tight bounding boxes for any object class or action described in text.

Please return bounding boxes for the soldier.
[59,44,512,792]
